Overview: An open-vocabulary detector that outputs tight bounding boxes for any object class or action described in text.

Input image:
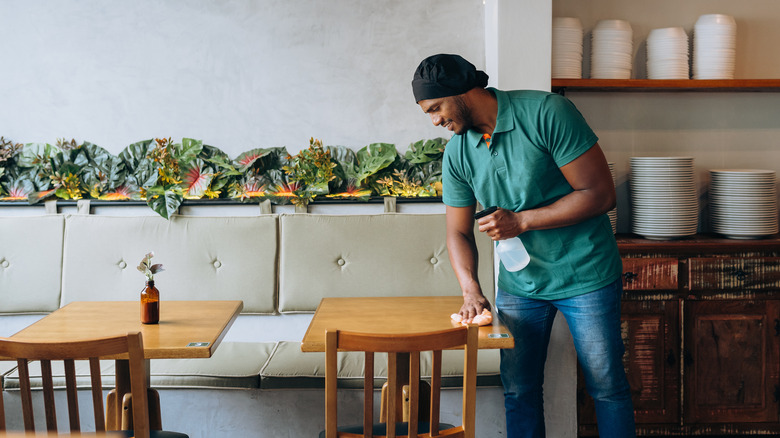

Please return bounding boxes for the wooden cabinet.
[577,235,780,436]
[684,300,780,425]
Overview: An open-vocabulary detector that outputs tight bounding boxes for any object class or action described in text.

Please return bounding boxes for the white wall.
[0,0,485,156]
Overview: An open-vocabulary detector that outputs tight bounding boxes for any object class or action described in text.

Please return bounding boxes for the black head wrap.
[412,54,489,103]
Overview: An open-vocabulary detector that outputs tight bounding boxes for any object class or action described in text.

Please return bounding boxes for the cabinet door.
[578,300,680,433]
[684,300,780,424]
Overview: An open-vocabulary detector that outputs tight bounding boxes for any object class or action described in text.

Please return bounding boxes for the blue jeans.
[497,278,636,438]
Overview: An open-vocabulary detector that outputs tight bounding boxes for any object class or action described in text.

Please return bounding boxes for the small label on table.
[488,333,509,338]
[187,342,210,347]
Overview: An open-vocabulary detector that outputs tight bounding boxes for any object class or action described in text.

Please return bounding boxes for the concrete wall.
[0,0,485,156]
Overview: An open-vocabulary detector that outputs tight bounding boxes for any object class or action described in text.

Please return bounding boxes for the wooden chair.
[322,325,478,438]
[0,332,186,438]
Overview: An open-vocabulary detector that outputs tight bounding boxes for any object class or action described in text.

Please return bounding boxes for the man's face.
[418,95,473,135]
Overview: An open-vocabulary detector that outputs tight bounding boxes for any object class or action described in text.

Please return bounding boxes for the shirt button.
[492,151,498,156]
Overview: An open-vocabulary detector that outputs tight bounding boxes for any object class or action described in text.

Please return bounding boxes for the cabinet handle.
[730,269,750,281]
[623,271,637,283]
[683,348,693,367]
[775,385,780,403]
[775,319,780,337]
[666,349,676,366]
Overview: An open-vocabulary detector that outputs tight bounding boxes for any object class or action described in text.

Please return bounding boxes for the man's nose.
[429,113,442,126]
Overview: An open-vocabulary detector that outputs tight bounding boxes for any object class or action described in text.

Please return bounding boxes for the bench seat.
[150,342,275,389]
[260,341,502,390]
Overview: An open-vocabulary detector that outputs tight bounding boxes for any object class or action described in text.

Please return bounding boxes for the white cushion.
[61,215,278,314]
[278,214,494,313]
[0,215,64,313]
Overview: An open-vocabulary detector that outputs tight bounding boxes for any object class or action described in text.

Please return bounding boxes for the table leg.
[107,359,161,431]
[380,382,432,422]
[378,352,432,423]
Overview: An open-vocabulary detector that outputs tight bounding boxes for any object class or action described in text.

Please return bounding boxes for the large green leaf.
[17,143,59,168]
[234,147,289,174]
[181,159,215,199]
[405,137,447,164]
[235,148,274,171]
[176,138,204,165]
[70,142,127,195]
[355,143,397,184]
[0,176,34,200]
[119,140,157,189]
[27,188,56,204]
[119,140,154,170]
[145,185,183,219]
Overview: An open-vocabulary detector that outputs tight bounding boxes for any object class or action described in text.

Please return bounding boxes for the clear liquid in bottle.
[496,237,530,271]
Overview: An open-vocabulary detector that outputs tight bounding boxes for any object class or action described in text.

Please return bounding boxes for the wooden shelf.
[552,79,780,93]
[616,233,780,255]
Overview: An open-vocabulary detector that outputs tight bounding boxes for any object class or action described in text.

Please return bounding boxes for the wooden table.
[9,300,243,430]
[301,296,514,422]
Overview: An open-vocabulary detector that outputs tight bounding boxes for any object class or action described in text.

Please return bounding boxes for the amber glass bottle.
[141,280,160,324]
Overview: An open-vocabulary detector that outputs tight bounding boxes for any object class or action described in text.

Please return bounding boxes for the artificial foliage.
[0,136,448,218]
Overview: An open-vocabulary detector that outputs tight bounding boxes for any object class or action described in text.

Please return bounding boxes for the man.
[412,54,635,438]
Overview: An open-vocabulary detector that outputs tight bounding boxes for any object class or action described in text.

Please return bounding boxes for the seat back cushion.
[0,215,64,313]
[61,214,278,314]
[278,213,494,313]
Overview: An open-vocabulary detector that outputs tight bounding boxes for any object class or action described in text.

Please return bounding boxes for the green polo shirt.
[442,88,622,300]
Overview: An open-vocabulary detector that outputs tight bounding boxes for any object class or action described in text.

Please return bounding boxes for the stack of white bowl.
[709,169,778,239]
[630,157,699,240]
[608,162,617,234]
[591,19,633,79]
[552,17,584,79]
[693,14,737,79]
[647,27,690,79]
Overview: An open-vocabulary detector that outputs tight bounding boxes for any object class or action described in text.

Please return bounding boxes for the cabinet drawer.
[621,258,678,291]
[689,257,780,291]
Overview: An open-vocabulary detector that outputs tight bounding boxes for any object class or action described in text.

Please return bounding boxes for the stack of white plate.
[591,19,633,79]
[552,17,583,79]
[608,162,617,234]
[630,157,699,240]
[693,14,736,79]
[647,27,689,79]
[709,169,778,239]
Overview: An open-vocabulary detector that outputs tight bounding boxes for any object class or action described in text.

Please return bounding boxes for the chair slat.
[386,352,397,438]
[408,352,420,438]
[126,332,151,438]
[64,358,80,431]
[40,359,58,431]
[462,326,479,438]
[430,349,442,436]
[17,359,34,431]
[325,330,339,438]
[0,374,6,430]
[90,357,106,431]
[363,351,374,438]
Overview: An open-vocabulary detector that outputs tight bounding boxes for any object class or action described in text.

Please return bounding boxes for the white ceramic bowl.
[696,14,736,27]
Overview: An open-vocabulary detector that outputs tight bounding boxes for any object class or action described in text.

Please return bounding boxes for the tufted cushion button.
[1,260,9,268]
[213,260,222,269]
[337,258,346,266]
[430,257,438,265]
[117,260,127,269]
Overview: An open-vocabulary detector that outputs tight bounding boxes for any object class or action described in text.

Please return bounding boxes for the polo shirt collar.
[466,87,516,148]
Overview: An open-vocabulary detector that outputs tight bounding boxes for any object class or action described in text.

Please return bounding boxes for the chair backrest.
[325,325,478,438]
[0,332,150,438]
